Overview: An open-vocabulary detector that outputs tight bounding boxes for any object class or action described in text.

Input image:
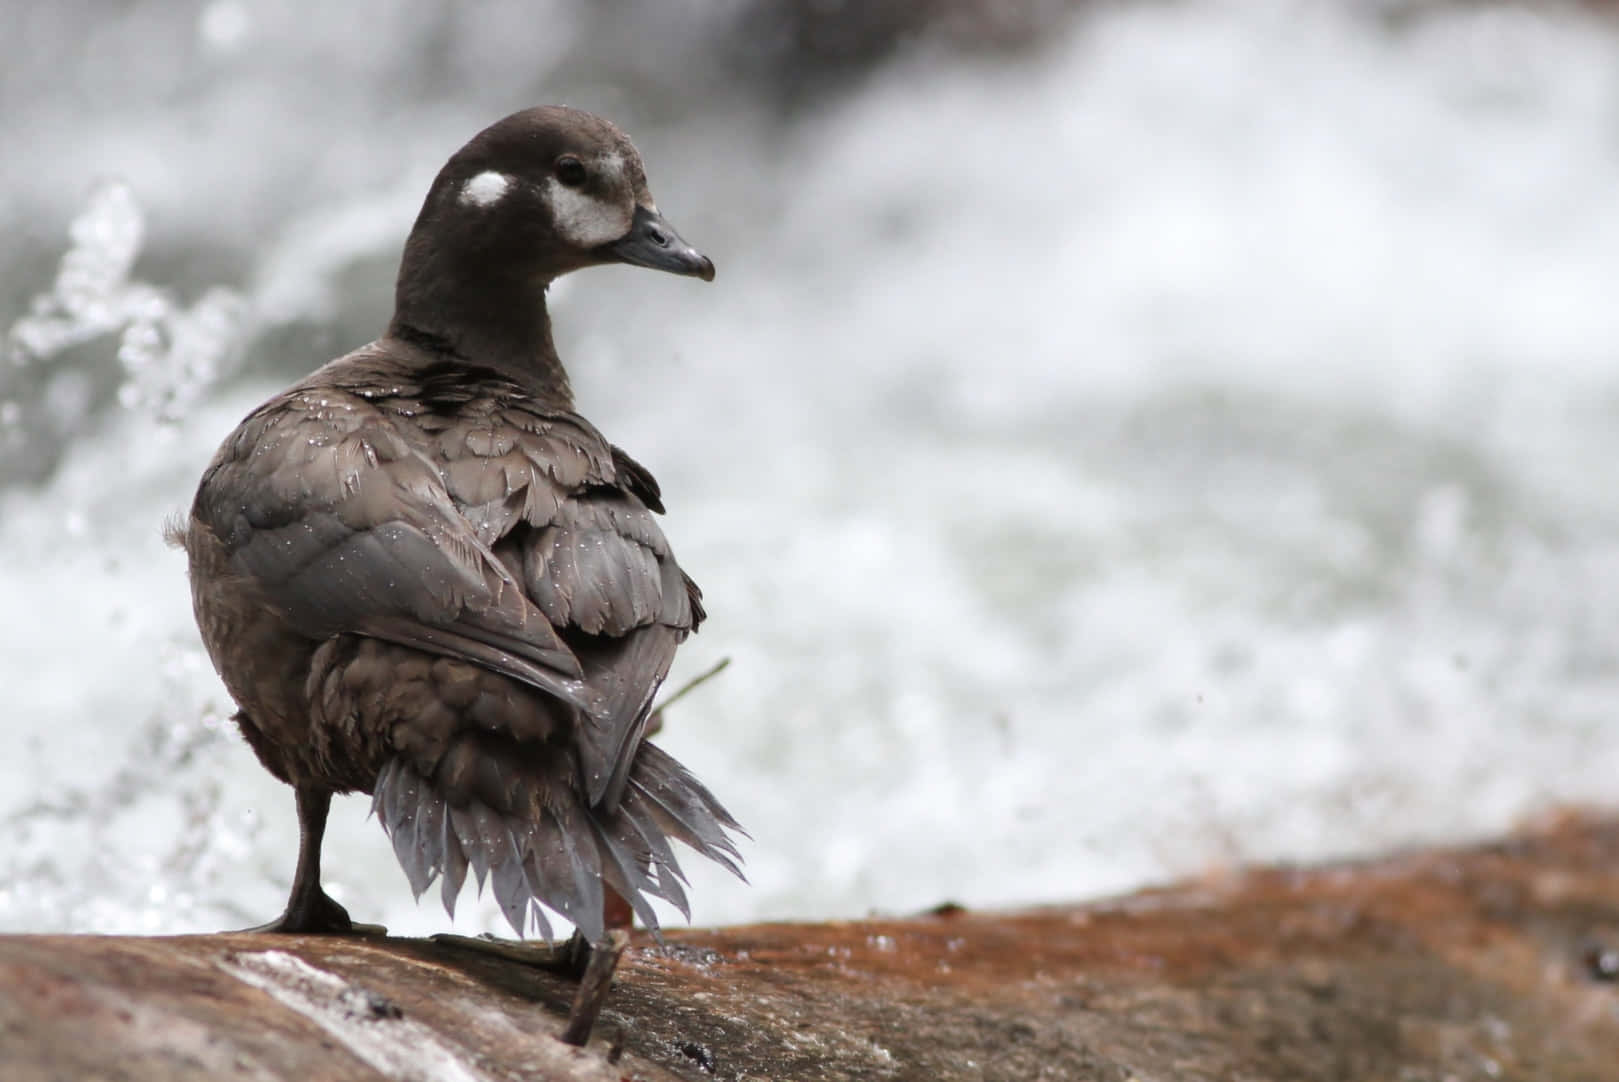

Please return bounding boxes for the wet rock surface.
[4,814,1618,1081]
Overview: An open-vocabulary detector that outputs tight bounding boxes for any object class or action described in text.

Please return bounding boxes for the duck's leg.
[602,885,634,934]
[431,931,588,973]
[434,928,628,1046]
[559,928,629,1046]
[430,884,634,977]
[240,786,385,935]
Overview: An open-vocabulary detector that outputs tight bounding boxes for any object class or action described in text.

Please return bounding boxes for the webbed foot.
[431,929,628,1046]
[238,889,386,936]
[430,929,591,978]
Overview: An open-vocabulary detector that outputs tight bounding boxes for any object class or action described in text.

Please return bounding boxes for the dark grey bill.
[604,205,716,281]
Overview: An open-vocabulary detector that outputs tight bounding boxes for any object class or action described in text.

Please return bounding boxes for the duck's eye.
[555,156,587,188]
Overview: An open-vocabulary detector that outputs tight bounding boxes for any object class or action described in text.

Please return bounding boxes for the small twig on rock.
[646,657,731,737]
[560,929,629,1047]
[656,657,731,714]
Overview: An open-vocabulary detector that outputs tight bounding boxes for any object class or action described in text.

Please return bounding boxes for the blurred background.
[2,0,1617,937]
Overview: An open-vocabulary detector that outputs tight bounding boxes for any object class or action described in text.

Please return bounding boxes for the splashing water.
[3,183,245,482]
[2,2,1618,938]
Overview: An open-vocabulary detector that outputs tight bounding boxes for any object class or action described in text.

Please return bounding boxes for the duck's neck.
[388,248,574,405]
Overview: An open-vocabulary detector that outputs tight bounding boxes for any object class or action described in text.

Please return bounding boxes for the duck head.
[388,106,713,385]
[403,105,713,287]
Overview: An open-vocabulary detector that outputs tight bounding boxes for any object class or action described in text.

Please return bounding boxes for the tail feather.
[518,807,575,931]
[520,802,606,942]
[625,743,746,879]
[491,824,532,938]
[374,735,744,941]
[588,817,676,928]
[440,809,468,917]
[377,761,423,894]
[618,789,684,884]
[375,759,441,901]
[635,797,743,884]
[408,789,446,898]
[518,848,557,941]
[448,803,495,893]
[553,805,606,939]
[606,805,692,920]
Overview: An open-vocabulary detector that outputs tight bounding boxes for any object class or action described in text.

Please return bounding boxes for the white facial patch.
[459,170,511,208]
[542,176,632,248]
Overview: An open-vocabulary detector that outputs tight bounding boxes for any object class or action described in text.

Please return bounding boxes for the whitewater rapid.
[2,3,1616,937]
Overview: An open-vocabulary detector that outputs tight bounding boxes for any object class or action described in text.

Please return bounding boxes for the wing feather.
[195,388,586,693]
[196,365,702,811]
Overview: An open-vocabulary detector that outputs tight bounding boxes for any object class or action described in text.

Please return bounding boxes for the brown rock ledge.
[3,813,1618,1081]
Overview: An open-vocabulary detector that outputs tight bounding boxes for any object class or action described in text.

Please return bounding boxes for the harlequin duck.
[172,106,742,950]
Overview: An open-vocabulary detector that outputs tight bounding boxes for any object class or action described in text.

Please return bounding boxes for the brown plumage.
[173,106,742,944]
